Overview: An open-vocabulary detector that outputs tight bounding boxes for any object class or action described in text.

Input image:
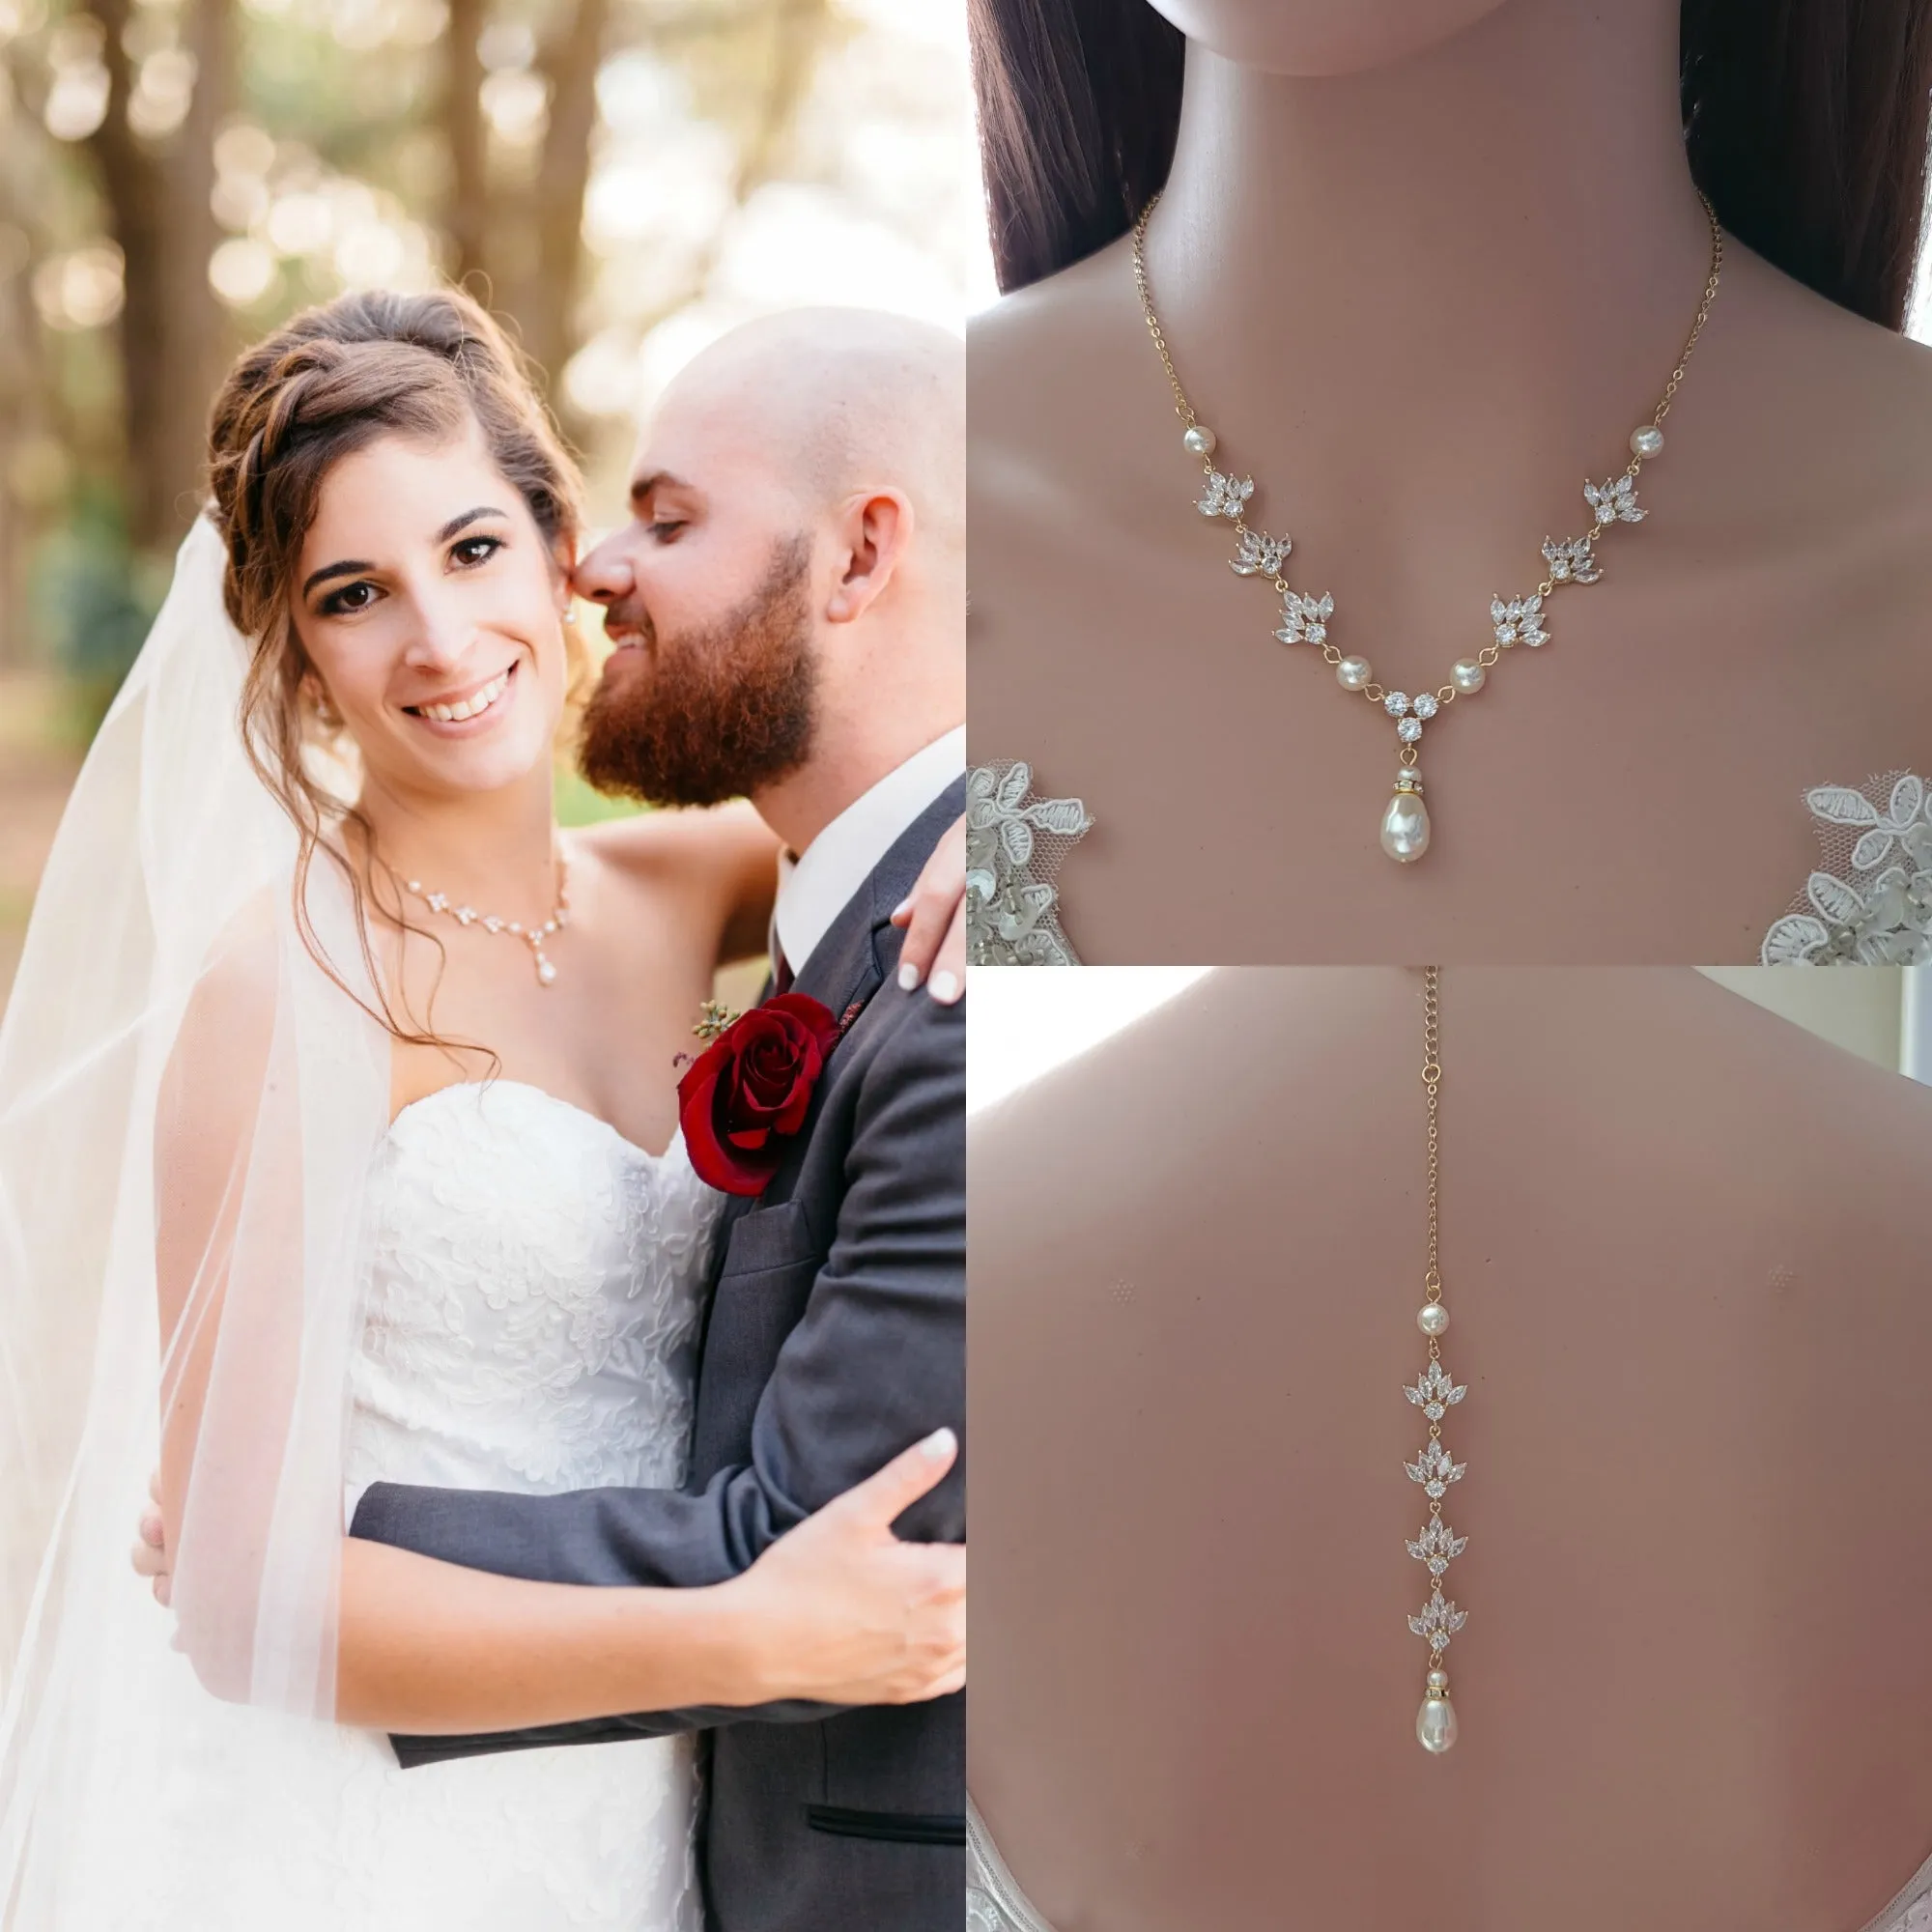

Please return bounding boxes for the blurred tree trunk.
[84,0,235,554]
[443,0,488,294]
[518,0,610,434]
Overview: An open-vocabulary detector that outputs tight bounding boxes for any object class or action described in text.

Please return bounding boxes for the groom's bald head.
[574,309,965,838]
[644,308,965,607]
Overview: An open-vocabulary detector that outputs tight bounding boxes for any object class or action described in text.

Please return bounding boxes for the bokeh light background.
[0,0,990,1006]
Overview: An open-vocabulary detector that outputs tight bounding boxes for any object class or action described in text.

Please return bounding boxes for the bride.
[0,288,966,1928]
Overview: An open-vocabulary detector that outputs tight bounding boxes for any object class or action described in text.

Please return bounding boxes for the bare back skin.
[967,2,1932,964]
[967,969,1932,1931]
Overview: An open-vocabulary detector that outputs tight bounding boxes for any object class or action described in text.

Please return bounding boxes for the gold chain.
[1129,195,1723,720]
[1423,965,1442,1303]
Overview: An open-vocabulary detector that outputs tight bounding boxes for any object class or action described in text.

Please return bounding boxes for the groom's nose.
[572,529,634,606]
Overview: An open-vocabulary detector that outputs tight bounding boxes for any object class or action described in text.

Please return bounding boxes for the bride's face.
[291,427,572,800]
[1145,0,1508,73]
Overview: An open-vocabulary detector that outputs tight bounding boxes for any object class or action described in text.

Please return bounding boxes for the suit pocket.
[803,1804,966,1847]
[717,1199,817,1278]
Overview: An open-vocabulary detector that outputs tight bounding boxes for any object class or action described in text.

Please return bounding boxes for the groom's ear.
[824,490,914,626]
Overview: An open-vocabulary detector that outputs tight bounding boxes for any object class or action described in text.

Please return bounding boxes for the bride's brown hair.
[970,0,1932,328]
[204,286,586,1043]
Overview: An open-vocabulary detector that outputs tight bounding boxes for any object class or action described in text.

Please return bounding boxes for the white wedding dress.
[52,1079,724,1932]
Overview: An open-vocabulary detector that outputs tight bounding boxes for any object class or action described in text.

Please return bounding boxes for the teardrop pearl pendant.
[1379,776,1431,864]
[1416,1670,1459,1753]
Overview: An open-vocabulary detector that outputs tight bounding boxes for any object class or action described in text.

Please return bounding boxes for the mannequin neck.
[1142,4,1716,490]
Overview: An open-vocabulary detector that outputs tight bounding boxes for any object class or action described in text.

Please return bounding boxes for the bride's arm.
[151,917,961,1727]
[578,799,781,966]
[331,1433,963,1731]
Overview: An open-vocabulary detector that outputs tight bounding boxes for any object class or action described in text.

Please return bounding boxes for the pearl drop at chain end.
[1417,1693,1459,1754]
[1380,787,1431,863]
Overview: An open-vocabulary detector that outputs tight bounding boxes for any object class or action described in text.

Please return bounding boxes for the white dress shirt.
[772,725,966,983]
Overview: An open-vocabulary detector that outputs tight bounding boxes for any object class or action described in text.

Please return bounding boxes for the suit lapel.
[712,776,966,1247]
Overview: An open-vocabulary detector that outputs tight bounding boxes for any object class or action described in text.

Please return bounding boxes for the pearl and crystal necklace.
[1406,966,1466,1752]
[404,852,571,986]
[1132,193,1723,863]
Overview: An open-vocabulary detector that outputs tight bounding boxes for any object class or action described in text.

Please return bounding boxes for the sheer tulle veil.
[0,514,392,1918]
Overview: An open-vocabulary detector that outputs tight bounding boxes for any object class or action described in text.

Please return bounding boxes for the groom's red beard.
[578,536,819,808]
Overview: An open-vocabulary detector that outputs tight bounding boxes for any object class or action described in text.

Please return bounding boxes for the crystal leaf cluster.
[1233,528,1293,577]
[1584,474,1645,526]
[1197,469,1253,520]
[1541,535,1602,584]
[1491,594,1548,650]
[1409,1589,1470,1653]
[1275,590,1334,646]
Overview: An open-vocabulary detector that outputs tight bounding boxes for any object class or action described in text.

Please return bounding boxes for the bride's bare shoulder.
[968,237,1169,514]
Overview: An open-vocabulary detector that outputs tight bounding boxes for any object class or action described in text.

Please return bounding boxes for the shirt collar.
[772,725,966,981]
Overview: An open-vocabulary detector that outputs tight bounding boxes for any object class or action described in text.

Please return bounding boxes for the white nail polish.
[930,972,958,1002]
[921,1427,956,1459]
[898,963,921,991]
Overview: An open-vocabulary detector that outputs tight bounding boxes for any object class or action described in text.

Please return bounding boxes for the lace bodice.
[134,1082,724,1932]
[968,1806,1932,1932]
[346,1080,720,1511]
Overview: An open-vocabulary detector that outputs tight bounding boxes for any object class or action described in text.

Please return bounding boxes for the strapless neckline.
[386,1077,685,1166]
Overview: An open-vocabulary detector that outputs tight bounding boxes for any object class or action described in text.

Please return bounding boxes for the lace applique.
[966,761,1093,966]
[1761,774,1932,965]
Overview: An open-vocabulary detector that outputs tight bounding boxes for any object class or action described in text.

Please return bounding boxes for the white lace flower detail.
[1761,774,1932,964]
[1541,535,1602,584]
[1274,590,1334,646]
[1197,469,1253,520]
[1584,474,1645,526]
[967,760,1094,966]
[1491,593,1548,649]
[1232,527,1293,577]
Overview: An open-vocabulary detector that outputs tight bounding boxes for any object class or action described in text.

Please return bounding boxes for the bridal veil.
[0,515,391,1918]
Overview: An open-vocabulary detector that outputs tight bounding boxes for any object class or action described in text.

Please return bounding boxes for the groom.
[358,307,967,1930]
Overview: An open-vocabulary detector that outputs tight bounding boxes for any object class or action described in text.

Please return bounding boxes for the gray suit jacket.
[350,777,967,1932]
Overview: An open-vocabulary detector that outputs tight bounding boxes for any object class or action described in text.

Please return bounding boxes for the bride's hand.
[724,1428,965,1707]
[890,813,966,1004]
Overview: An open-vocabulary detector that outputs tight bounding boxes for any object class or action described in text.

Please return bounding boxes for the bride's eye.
[648,521,685,543]
[320,580,380,616]
[450,535,503,569]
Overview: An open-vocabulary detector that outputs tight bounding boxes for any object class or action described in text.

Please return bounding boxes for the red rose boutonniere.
[677,993,847,1197]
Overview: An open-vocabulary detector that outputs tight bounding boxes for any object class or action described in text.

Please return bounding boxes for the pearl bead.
[1380,787,1431,863]
[1416,1693,1459,1754]
[1336,655,1374,692]
[1427,1669,1449,1693]
[1182,425,1217,457]
[1417,1301,1449,1337]
[1451,658,1486,695]
[1630,425,1664,459]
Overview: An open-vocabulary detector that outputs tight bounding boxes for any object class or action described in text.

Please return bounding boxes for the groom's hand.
[728,1427,966,1709]
[890,811,967,1004]
[131,1468,173,1606]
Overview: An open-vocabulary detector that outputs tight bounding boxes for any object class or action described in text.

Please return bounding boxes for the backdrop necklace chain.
[1406,966,1465,1751]
[1131,193,1723,864]
[405,851,572,986]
